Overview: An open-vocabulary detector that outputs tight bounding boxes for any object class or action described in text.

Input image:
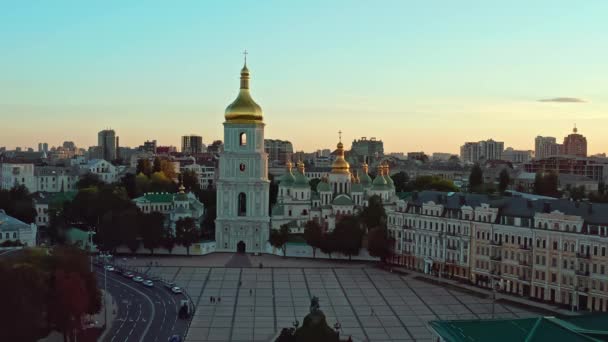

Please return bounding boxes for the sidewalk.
[97,289,119,342]
[392,266,577,317]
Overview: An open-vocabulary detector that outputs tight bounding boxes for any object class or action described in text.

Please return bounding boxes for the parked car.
[164,282,176,290]
[171,286,183,294]
[133,276,144,283]
[123,271,134,279]
[104,265,115,272]
[143,280,154,287]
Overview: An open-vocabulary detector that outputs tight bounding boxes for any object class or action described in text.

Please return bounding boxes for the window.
[239,132,247,146]
[238,192,247,216]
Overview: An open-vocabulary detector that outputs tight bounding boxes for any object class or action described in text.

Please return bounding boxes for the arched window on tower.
[238,192,247,216]
[239,132,247,146]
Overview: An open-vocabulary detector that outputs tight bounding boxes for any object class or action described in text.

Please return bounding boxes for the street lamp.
[334,321,342,339]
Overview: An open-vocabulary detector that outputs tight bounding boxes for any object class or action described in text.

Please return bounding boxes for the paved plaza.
[145,263,539,342]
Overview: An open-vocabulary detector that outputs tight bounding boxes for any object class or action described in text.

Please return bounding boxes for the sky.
[1,1,607,154]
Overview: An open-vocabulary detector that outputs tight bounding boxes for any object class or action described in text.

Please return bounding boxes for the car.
[164,282,176,290]
[133,276,144,283]
[104,265,115,272]
[123,271,134,279]
[171,286,183,294]
[143,280,154,287]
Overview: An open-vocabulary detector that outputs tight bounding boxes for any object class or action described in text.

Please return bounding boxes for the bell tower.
[215,54,270,253]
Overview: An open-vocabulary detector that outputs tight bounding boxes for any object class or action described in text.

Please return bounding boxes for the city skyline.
[2,1,608,153]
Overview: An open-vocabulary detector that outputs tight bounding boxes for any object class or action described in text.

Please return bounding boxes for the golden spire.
[297,159,305,173]
[331,132,350,174]
[224,51,263,123]
[286,160,293,171]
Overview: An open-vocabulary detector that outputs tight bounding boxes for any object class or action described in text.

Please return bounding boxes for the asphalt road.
[96,266,189,342]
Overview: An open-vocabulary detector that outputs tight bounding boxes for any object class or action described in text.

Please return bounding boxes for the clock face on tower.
[239,163,246,172]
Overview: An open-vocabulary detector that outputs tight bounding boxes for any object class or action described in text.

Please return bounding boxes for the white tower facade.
[215,59,270,253]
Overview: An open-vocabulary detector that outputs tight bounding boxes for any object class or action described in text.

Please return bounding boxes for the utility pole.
[104,266,108,328]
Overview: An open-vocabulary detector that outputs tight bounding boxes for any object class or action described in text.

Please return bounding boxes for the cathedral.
[215,58,398,253]
[215,58,270,253]
[271,138,398,232]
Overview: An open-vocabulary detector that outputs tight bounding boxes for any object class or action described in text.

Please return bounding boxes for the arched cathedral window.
[238,192,247,216]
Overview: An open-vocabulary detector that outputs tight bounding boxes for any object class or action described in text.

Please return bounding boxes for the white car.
[133,276,144,283]
[104,265,115,272]
[143,280,154,287]
[171,286,183,294]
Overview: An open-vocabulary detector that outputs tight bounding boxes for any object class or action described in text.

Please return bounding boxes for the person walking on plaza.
[218,297,221,303]
[249,289,252,296]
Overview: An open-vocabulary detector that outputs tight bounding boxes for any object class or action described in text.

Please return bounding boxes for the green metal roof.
[135,193,174,203]
[279,170,295,187]
[430,315,608,342]
[351,183,364,192]
[317,181,331,192]
[332,194,354,206]
[293,170,310,188]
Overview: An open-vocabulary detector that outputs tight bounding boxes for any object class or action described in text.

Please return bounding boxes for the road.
[96,266,190,342]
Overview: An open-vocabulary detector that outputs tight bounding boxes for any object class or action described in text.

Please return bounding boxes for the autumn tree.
[303,220,323,258]
[141,211,165,255]
[176,217,199,255]
[269,225,290,257]
[367,226,394,262]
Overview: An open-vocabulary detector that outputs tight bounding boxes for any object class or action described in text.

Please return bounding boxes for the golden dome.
[331,139,350,174]
[225,62,264,124]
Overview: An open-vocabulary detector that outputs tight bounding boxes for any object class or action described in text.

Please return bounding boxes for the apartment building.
[387,191,608,312]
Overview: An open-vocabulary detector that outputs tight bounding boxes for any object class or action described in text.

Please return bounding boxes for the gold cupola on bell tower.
[224,51,264,124]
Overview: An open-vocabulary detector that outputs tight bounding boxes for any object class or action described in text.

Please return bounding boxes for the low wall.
[265,242,379,261]
[115,241,216,256]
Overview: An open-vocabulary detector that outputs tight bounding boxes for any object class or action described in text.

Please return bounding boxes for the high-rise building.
[181,135,203,154]
[562,126,587,157]
[140,140,157,153]
[535,136,562,159]
[502,147,534,164]
[460,139,504,163]
[350,137,384,162]
[215,60,269,253]
[37,143,48,153]
[264,139,293,165]
[63,141,76,150]
[97,129,117,161]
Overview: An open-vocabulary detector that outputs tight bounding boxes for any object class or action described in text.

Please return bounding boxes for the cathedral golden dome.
[331,137,350,175]
[225,59,264,124]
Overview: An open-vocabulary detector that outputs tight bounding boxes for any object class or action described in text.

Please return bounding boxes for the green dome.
[372,174,390,190]
[293,170,310,188]
[360,172,373,186]
[279,170,295,187]
[385,174,395,189]
[317,181,331,192]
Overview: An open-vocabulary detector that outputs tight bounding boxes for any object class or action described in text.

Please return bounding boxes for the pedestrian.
[370,308,374,316]
[218,297,221,303]
[209,296,212,303]
[249,289,252,296]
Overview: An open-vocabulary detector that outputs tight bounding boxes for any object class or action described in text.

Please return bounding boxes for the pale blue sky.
[1,1,607,153]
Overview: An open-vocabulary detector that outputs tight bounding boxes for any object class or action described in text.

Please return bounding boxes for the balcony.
[446,245,458,251]
[576,252,591,260]
[577,286,589,293]
[445,231,457,236]
[519,244,532,251]
[575,270,590,277]
[403,225,414,230]
[518,260,531,267]
[518,275,530,282]
[490,255,503,261]
[404,238,413,243]
[490,240,503,247]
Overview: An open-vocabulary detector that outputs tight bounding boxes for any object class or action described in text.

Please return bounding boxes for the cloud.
[538,97,586,103]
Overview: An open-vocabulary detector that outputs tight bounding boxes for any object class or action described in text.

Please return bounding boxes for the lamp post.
[104,265,108,328]
[334,321,342,340]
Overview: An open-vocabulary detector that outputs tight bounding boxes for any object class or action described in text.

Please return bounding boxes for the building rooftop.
[0,209,30,232]
[430,314,608,342]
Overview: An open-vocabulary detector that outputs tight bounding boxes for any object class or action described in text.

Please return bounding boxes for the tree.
[50,270,89,342]
[0,185,36,224]
[367,226,393,261]
[569,185,586,201]
[391,171,410,192]
[149,171,177,193]
[468,163,483,191]
[498,169,510,194]
[162,227,175,254]
[153,157,162,173]
[160,159,177,180]
[175,217,199,255]
[269,173,279,214]
[319,232,336,258]
[359,195,386,230]
[309,178,321,192]
[120,172,138,198]
[136,159,152,177]
[533,171,559,197]
[141,212,164,255]
[269,225,290,257]
[182,170,200,191]
[0,262,48,342]
[333,216,363,260]
[98,213,122,252]
[76,173,104,189]
[303,220,323,258]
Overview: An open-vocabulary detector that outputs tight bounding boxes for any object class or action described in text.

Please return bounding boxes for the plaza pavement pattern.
[144,258,538,342]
